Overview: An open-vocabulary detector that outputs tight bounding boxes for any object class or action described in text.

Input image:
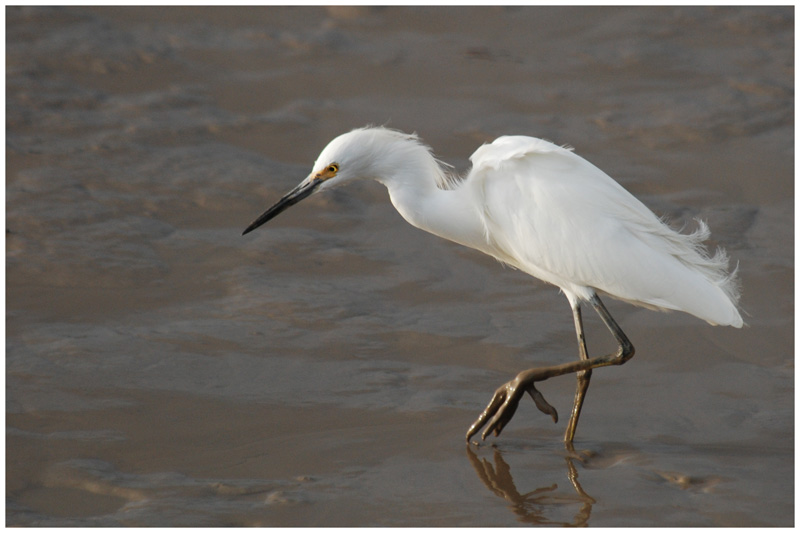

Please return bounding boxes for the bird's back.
[466,136,743,327]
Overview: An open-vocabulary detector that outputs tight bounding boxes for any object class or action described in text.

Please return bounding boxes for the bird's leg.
[565,303,591,444]
[466,294,634,443]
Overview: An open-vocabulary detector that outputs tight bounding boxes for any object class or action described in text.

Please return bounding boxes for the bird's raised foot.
[466,374,558,444]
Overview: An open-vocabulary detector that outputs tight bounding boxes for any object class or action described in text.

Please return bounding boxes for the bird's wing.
[467,136,741,325]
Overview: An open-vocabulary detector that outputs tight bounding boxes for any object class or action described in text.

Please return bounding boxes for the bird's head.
[242,127,436,235]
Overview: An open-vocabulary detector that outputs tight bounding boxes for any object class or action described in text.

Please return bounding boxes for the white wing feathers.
[467,136,743,327]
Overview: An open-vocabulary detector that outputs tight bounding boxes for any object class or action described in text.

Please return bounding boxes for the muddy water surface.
[6,6,793,526]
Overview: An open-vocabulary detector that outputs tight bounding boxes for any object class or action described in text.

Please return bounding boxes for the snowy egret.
[243,126,743,445]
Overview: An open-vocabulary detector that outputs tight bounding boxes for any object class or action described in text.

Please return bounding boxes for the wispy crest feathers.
[355,126,464,190]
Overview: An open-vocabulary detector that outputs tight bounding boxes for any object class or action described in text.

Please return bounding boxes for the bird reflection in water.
[466,444,595,526]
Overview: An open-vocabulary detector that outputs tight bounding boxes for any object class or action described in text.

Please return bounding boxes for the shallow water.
[6,6,793,526]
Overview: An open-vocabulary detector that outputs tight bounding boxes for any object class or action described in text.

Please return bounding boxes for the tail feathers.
[684,220,742,308]
[679,220,743,327]
[673,219,744,328]
[632,217,744,328]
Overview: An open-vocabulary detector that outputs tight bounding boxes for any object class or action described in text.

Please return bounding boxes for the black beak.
[242,178,321,235]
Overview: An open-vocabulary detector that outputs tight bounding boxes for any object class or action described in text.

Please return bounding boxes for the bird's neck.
[377,163,488,253]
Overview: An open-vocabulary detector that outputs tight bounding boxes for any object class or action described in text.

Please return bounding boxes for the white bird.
[243,126,743,445]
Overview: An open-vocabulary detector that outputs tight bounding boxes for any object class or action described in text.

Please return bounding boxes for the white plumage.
[243,126,743,444]
[468,135,742,327]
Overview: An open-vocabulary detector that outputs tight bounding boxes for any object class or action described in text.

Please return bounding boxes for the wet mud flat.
[6,6,793,526]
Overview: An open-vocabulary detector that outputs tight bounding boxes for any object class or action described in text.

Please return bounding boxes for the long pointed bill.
[242,177,321,235]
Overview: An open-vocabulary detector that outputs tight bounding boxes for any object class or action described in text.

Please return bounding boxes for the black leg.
[466,293,635,443]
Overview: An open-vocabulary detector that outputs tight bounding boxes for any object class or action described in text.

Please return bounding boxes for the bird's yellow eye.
[315,163,340,181]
